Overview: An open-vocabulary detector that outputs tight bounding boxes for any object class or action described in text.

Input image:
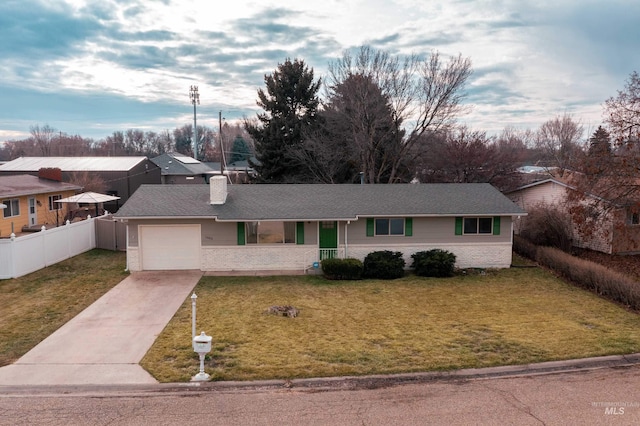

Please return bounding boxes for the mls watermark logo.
[592,401,638,415]
[604,407,624,415]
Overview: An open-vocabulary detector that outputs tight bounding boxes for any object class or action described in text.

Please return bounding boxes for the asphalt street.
[1,364,639,425]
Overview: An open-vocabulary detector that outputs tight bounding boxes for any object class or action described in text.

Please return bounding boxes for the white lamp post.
[191,292,197,340]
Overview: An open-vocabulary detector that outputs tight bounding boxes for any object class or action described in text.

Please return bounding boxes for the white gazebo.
[55,192,121,219]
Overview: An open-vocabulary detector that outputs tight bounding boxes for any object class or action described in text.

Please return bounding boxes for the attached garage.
[139,224,201,270]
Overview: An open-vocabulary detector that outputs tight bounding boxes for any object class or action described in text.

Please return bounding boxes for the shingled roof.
[150,153,215,176]
[0,175,81,198]
[115,183,526,221]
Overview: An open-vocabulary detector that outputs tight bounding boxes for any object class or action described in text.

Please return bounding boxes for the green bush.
[411,249,456,277]
[321,258,363,280]
[363,250,405,279]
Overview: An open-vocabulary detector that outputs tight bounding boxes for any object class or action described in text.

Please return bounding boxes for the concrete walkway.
[0,270,202,386]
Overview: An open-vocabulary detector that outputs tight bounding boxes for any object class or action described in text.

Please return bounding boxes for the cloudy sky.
[1,0,639,143]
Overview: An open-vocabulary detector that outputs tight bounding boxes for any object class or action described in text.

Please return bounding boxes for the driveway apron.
[0,270,202,386]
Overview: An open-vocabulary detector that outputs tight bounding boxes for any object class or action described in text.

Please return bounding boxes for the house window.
[367,218,413,237]
[630,212,640,226]
[463,217,493,234]
[375,218,405,236]
[245,221,297,244]
[49,195,62,211]
[2,199,19,218]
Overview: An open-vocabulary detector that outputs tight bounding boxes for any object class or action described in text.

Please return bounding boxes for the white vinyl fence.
[0,217,97,279]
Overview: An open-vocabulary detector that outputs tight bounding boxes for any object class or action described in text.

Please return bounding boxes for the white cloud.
[0,0,638,141]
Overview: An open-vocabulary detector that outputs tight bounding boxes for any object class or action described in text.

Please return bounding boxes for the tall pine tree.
[245,58,321,182]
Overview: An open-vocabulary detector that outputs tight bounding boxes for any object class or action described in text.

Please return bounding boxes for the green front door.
[319,221,338,260]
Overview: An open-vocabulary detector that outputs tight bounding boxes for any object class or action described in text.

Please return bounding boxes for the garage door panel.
[140,225,201,270]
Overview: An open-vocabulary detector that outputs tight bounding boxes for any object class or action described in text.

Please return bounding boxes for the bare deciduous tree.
[67,171,107,193]
[412,126,525,191]
[30,124,56,156]
[605,71,640,144]
[326,46,472,183]
[535,113,584,174]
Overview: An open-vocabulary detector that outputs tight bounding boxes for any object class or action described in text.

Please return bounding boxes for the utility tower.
[189,85,200,160]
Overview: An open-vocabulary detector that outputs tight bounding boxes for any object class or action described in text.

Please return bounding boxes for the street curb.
[167,352,640,392]
[2,353,640,396]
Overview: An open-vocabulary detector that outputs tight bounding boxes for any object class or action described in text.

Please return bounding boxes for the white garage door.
[139,225,201,270]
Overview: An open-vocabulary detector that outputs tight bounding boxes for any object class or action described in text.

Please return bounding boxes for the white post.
[9,233,16,279]
[191,292,197,339]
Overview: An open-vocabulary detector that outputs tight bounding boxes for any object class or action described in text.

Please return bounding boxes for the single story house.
[114,177,526,273]
[151,152,216,184]
[0,170,81,236]
[0,156,161,212]
[507,178,640,254]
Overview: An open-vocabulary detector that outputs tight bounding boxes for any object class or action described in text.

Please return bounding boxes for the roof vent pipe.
[209,175,228,205]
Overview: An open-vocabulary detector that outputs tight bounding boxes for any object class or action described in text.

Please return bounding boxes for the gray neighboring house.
[203,158,257,183]
[151,152,216,184]
[115,177,526,273]
[0,157,161,212]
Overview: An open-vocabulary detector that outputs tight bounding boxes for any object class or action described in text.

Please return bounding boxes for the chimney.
[38,167,62,182]
[209,175,228,205]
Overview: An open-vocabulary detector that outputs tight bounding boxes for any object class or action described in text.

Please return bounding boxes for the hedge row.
[514,235,640,311]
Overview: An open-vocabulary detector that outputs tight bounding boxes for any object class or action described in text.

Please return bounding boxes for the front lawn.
[141,266,640,382]
[0,249,127,367]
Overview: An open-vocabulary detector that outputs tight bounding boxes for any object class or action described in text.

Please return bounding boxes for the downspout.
[124,222,129,272]
[345,221,350,258]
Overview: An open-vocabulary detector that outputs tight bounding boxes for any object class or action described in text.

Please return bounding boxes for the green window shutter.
[455,217,463,235]
[493,216,501,235]
[405,218,413,236]
[366,218,374,237]
[296,222,305,244]
[237,222,246,245]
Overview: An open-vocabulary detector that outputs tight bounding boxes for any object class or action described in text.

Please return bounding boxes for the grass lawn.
[0,249,127,367]
[142,265,640,382]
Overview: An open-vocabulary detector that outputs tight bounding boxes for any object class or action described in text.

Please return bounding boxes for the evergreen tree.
[230,136,252,163]
[588,125,612,156]
[584,125,612,175]
[245,58,321,182]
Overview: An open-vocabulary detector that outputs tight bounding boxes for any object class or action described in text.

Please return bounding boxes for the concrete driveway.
[0,270,202,386]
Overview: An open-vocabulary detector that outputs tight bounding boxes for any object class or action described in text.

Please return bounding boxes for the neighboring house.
[0,170,81,236]
[114,177,526,273]
[151,152,216,184]
[203,159,257,184]
[507,178,640,254]
[0,157,161,212]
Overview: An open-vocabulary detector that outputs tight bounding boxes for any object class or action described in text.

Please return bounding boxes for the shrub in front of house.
[363,250,405,279]
[321,258,363,280]
[411,249,456,277]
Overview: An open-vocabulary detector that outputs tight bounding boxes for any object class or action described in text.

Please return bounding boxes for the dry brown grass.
[0,249,127,366]
[142,267,640,382]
